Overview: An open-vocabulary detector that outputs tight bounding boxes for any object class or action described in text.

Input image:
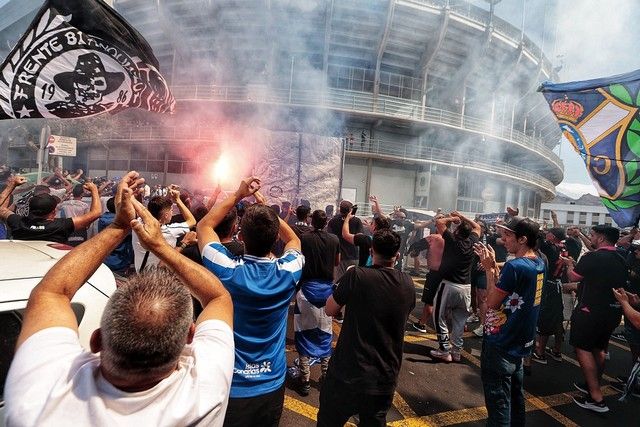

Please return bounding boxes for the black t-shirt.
[353,233,372,267]
[330,266,415,393]
[291,222,313,238]
[6,214,74,244]
[574,248,628,314]
[327,215,363,261]
[222,239,245,257]
[182,239,244,265]
[300,230,339,282]
[540,240,563,280]
[391,219,415,255]
[564,236,582,261]
[439,230,479,284]
[486,233,507,263]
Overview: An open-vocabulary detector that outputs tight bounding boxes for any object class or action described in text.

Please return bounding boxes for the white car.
[0,240,116,424]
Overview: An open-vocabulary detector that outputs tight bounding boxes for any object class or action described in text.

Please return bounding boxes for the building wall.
[540,202,612,227]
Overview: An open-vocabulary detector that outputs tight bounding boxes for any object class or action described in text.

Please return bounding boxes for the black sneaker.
[545,347,562,362]
[411,321,427,333]
[573,382,588,394]
[611,332,627,342]
[573,395,609,413]
[299,381,310,396]
[531,352,547,364]
[333,313,343,324]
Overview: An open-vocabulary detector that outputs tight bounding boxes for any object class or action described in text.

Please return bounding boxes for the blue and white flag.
[540,71,640,227]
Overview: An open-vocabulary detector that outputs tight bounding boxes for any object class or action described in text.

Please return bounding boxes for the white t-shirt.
[132,221,190,272]
[5,320,234,427]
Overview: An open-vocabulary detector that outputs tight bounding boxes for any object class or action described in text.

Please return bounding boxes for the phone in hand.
[351,205,358,215]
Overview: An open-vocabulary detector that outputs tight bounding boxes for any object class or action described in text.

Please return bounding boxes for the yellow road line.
[393,391,420,420]
[284,395,318,421]
[389,387,618,427]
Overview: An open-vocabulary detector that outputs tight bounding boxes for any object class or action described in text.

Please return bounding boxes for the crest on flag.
[0,0,175,120]
[540,70,640,227]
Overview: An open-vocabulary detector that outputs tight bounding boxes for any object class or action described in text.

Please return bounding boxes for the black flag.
[0,0,175,120]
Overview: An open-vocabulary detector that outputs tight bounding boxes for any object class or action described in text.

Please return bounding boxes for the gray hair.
[100,267,194,376]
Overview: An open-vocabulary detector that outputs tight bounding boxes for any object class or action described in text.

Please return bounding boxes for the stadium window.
[108,160,129,171]
[129,160,147,171]
[567,211,575,223]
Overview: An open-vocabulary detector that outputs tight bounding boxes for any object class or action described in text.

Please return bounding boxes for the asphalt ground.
[280,275,638,426]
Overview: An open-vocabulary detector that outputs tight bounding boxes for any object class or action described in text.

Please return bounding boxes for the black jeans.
[223,385,284,427]
[317,374,393,427]
[481,343,525,427]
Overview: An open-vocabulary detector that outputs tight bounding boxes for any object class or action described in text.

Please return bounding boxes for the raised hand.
[130,196,167,251]
[253,190,267,205]
[9,175,27,187]
[235,177,261,199]
[113,171,145,229]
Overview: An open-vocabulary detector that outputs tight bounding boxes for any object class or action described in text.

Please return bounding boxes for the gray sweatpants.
[433,280,471,353]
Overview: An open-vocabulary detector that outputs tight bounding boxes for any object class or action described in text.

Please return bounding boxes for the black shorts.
[569,308,622,351]
[223,385,285,427]
[421,271,443,305]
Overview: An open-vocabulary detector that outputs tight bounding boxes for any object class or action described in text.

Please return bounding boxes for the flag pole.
[37,124,51,184]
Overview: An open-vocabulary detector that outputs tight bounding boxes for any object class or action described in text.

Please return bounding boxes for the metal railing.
[92,125,555,197]
[345,139,555,196]
[170,85,563,173]
[411,0,553,72]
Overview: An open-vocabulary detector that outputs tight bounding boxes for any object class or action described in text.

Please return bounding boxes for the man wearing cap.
[474,216,545,425]
[0,181,101,244]
[562,225,628,413]
[532,227,567,364]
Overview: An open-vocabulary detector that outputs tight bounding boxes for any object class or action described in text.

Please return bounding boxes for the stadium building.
[0,0,562,217]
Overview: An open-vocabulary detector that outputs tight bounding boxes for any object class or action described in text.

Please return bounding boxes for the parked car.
[0,240,116,425]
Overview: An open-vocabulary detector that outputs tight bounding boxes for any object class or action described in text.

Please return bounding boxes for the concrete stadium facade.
[0,0,563,217]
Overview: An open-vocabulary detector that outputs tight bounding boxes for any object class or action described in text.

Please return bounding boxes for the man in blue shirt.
[197,177,304,427]
[474,216,544,426]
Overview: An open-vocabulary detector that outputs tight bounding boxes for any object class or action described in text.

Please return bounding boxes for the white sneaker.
[466,314,479,324]
[430,348,452,362]
[472,325,484,337]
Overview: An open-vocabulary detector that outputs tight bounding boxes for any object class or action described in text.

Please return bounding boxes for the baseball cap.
[29,194,59,216]
[496,216,540,244]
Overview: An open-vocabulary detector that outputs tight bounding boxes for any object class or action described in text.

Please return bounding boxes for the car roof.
[0,240,116,302]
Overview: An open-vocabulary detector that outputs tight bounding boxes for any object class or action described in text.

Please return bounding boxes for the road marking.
[284,395,318,421]
[459,349,579,426]
[388,387,618,426]
[284,395,358,426]
[393,391,420,420]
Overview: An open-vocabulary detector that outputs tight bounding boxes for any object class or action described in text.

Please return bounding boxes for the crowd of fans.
[1,164,640,426]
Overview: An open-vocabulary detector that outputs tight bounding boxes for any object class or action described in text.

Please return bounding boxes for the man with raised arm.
[1,178,102,244]
[4,171,235,426]
[430,211,481,362]
[197,177,304,427]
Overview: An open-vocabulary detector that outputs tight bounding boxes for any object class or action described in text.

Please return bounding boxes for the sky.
[474,0,640,198]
